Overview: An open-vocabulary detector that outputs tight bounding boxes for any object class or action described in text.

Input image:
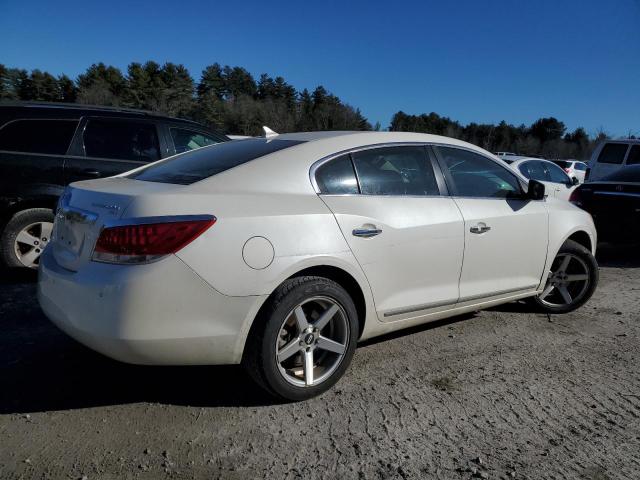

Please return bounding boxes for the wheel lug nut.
[299,341,304,347]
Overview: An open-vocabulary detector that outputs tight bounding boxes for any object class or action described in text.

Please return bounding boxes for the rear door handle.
[470,223,491,234]
[352,228,382,238]
[82,169,101,177]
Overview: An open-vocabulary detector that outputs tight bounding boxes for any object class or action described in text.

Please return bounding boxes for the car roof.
[0,101,209,127]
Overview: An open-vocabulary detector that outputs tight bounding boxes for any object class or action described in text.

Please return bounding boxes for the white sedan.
[502,156,579,201]
[38,132,599,400]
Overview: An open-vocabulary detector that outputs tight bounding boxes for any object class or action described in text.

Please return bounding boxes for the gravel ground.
[0,246,639,480]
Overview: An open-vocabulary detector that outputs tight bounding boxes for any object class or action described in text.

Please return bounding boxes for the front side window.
[518,161,547,181]
[352,146,440,196]
[83,119,160,162]
[546,162,570,183]
[437,146,522,198]
[315,154,358,194]
[0,119,78,155]
[626,145,640,165]
[130,138,304,185]
[171,128,220,154]
[597,143,629,164]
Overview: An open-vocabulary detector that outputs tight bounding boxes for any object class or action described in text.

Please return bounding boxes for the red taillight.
[93,217,215,264]
[564,168,571,173]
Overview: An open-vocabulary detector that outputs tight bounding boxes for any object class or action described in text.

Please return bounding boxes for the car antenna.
[262,126,279,138]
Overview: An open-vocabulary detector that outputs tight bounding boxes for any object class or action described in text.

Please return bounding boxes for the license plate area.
[54,206,99,256]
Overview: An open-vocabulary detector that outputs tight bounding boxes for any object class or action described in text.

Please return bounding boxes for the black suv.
[0,102,229,269]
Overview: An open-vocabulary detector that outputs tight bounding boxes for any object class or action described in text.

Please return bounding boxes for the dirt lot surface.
[1,246,639,480]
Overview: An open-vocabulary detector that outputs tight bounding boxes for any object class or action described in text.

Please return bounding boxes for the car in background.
[553,160,588,183]
[0,102,229,269]
[38,131,598,401]
[501,156,579,201]
[570,165,640,244]
[587,139,640,182]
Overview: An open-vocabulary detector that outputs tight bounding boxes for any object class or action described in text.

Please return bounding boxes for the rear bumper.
[38,248,266,365]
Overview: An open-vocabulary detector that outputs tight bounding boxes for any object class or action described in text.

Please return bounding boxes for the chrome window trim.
[310,141,532,200]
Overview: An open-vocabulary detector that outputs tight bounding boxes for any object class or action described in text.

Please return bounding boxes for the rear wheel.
[0,208,54,269]
[243,276,358,401]
[533,239,598,313]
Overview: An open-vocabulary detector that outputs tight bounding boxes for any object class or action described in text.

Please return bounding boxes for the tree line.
[0,62,370,135]
[1,62,614,159]
[390,111,607,160]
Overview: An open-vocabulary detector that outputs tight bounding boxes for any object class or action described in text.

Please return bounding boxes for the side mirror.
[571,177,579,186]
[527,179,545,200]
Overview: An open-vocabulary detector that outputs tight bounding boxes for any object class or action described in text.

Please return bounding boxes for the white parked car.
[502,156,579,201]
[38,132,599,400]
[553,160,588,183]
[587,139,640,182]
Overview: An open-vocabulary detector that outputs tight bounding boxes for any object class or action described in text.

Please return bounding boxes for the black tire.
[532,239,598,314]
[243,276,359,401]
[0,208,54,269]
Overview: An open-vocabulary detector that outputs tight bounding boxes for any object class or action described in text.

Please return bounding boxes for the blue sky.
[1,0,639,136]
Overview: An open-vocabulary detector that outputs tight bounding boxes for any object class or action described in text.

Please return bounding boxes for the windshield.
[129,138,305,185]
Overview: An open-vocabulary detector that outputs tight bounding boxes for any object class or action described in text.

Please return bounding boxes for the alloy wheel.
[275,296,349,387]
[14,221,53,269]
[538,253,590,308]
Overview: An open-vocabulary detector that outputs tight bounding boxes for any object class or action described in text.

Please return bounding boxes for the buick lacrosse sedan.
[38,131,598,400]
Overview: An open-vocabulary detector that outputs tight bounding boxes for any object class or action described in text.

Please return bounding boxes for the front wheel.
[243,276,358,401]
[533,239,598,313]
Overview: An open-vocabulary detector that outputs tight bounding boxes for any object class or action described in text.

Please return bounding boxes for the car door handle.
[352,227,382,238]
[82,169,101,177]
[470,223,491,234]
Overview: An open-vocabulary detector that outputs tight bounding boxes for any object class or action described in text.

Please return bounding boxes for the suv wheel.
[243,276,358,401]
[0,208,54,269]
[533,239,598,314]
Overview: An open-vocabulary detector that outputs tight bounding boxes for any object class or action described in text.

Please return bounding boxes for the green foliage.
[0,62,611,157]
[390,111,601,160]
[0,62,369,136]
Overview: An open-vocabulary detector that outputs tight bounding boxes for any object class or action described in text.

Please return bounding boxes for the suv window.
[553,160,570,169]
[0,119,78,155]
[83,119,160,162]
[352,146,439,196]
[518,160,546,181]
[574,162,587,171]
[546,162,570,183]
[171,128,220,154]
[597,143,628,164]
[315,154,358,194]
[129,138,305,185]
[437,146,522,198]
[626,145,640,166]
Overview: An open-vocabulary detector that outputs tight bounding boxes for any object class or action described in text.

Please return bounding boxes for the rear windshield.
[597,143,629,164]
[553,160,570,169]
[129,138,305,185]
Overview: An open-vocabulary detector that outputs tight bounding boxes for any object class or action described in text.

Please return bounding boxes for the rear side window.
[597,143,628,164]
[518,161,546,181]
[554,160,570,169]
[575,162,587,171]
[437,146,522,198]
[315,154,358,194]
[0,119,78,155]
[130,138,305,185]
[171,128,221,154]
[84,119,160,162]
[546,162,570,183]
[626,145,640,165]
[352,146,440,196]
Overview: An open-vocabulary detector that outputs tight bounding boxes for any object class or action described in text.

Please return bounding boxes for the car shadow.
[2,240,636,414]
